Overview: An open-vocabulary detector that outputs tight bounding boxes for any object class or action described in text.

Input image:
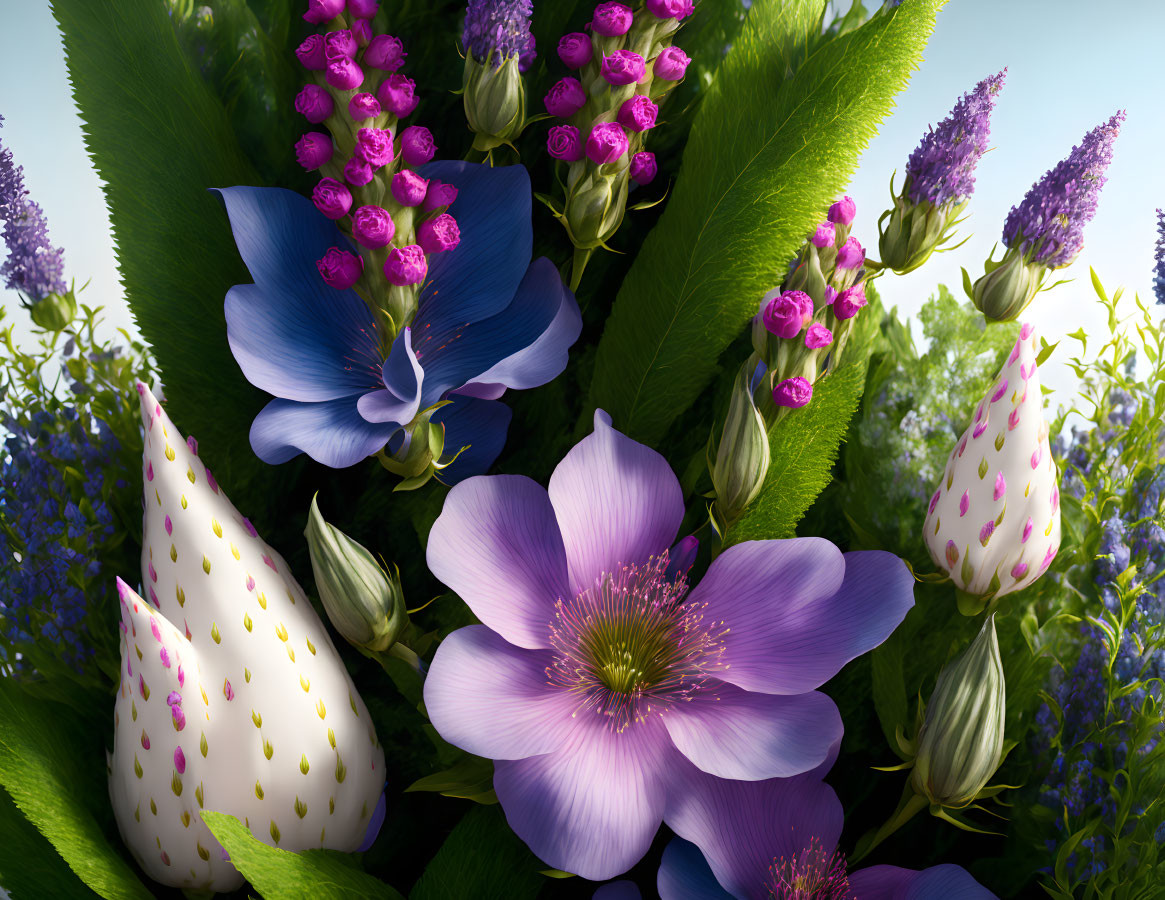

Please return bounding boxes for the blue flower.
[216,161,580,483]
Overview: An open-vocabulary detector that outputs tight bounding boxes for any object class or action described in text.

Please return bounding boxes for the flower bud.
[422,181,458,213]
[601,50,646,86]
[805,323,833,349]
[836,236,865,270]
[311,177,352,220]
[762,289,813,339]
[294,84,334,123]
[351,18,372,45]
[923,324,1061,601]
[653,46,690,81]
[305,496,407,653]
[326,56,364,91]
[351,205,396,249]
[377,73,418,118]
[647,0,695,17]
[418,214,461,255]
[970,246,1045,322]
[911,615,1005,808]
[303,0,344,24]
[391,169,429,207]
[548,125,584,162]
[384,245,427,286]
[564,167,629,248]
[348,92,381,120]
[711,361,771,528]
[629,152,657,185]
[463,54,526,150]
[356,127,394,167]
[324,29,357,60]
[348,0,379,18]
[316,248,364,289]
[557,33,593,69]
[365,34,407,71]
[593,2,634,36]
[29,289,77,332]
[544,77,587,118]
[295,34,326,70]
[773,376,813,409]
[586,122,629,165]
[400,125,436,166]
[343,156,374,186]
[828,196,856,226]
[810,222,835,249]
[878,192,967,276]
[617,95,658,132]
[833,284,867,320]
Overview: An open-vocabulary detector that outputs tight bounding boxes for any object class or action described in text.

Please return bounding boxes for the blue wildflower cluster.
[1154,209,1165,306]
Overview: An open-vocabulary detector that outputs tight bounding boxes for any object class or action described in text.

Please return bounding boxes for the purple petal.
[358,327,423,424]
[249,396,401,467]
[657,839,734,900]
[847,864,997,900]
[593,881,643,900]
[431,394,512,485]
[426,474,567,649]
[662,681,842,780]
[424,625,576,759]
[216,186,383,402]
[663,765,843,900]
[493,715,671,880]
[356,789,387,852]
[548,410,684,595]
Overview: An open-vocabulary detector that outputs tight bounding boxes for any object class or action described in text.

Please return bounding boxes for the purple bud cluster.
[904,70,1004,208]
[291,1,460,293]
[462,0,535,71]
[0,116,67,302]
[1154,209,1165,306]
[1002,112,1124,268]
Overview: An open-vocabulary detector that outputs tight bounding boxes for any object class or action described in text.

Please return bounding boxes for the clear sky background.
[2,0,1164,406]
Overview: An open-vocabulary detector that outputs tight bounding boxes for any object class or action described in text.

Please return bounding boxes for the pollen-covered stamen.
[766,837,850,900]
[546,553,726,730]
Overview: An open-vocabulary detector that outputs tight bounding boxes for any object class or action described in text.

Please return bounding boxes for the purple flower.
[1002,112,1124,267]
[325,56,363,91]
[592,2,633,36]
[773,376,812,408]
[519,33,537,72]
[557,33,592,69]
[351,205,395,248]
[216,162,581,479]
[602,50,647,87]
[400,125,436,166]
[805,323,833,349]
[1155,209,1165,305]
[462,0,534,66]
[423,181,459,212]
[295,34,326,70]
[544,77,587,118]
[833,284,867,319]
[836,236,864,269]
[906,70,1005,207]
[653,46,690,82]
[355,127,394,168]
[294,84,334,124]
[586,123,629,165]
[316,248,363,289]
[422,411,914,878]
[548,125,583,162]
[365,34,407,71]
[391,169,429,207]
[377,73,418,118]
[762,289,812,339]
[303,0,344,24]
[810,222,835,249]
[646,0,694,17]
[828,196,855,226]
[384,244,427,286]
[617,96,658,133]
[343,156,374,187]
[629,152,657,185]
[0,118,67,301]
[324,29,357,60]
[418,214,461,255]
[311,178,352,220]
[348,92,381,120]
[348,0,379,17]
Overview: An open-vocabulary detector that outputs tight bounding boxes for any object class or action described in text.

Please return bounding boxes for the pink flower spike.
[959,490,970,517]
[993,471,1006,501]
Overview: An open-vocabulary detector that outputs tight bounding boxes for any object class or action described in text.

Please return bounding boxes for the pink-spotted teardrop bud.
[923,324,1061,606]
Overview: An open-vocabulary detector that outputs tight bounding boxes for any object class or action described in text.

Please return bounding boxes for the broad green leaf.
[409,805,543,900]
[725,359,867,544]
[0,680,153,900]
[583,0,943,445]
[0,786,98,900]
[870,632,910,756]
[201,810,405,900]
[405,755,497,805]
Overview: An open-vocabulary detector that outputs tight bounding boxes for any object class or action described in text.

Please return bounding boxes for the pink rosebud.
[312,177,352,219]
[617,95,658,132]
[423,181,458,212]
[400,125,436,166]
[592,2,634,36]
[316,248,364,289]
[833,284,867,319]
[351,18,372,45]
[174,746,186,774]
[836,236,865,269]
[653,46,690,81]
[294,132,334,170]
[303,0,344,23]
[365,34,407,71]
[805,323,834,349]
[348,92,381,120]
[343,155,375,186]
[384,245,428,286]
[557,32,593,69]
[326,56,364,91]
[356,127,395,167]
[295,34,326,70]
[295,84,334,123]
[547,125,584,162]
[324,29,357,60]
[763,290,813,339]
[586,122,629,164]
[348,0,379,16]
[646,0,693,17]
[811,222,835,249]
[629,151,657,185]
[418,214,461,254]
[828,196,856,225]
[351,205,396,248]
[544,77,587,118]
[773,376,813,408]
[377,73,418,118]
[391,169,429,207]
[601,50,647,86]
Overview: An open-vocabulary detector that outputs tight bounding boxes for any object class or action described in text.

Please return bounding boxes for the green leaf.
[405,755,498,805]
[0,681,153,900]
[201,810,405,900]
[409,805,544,900]
[0,785,99,900]
[870,631,910,757]
[583,0,943,445]
[725,360,868,543]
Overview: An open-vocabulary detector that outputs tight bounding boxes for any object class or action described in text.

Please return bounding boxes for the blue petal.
[416,161,532,332]
[432,395,512,485]
[414,257,570,408]
[216,186,384,402]
[657,840,733,900]
[593,881,642,900]
[846,864,998,900]
[249,397,401,468]
[357,789,387,852]
[359,327,424,425]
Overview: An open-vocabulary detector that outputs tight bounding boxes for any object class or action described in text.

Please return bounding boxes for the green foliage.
[201,810,406,900]
[583,0,942,445]
[0,786,97,900]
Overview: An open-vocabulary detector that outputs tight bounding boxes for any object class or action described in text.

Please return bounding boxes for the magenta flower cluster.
[0,115,66,301]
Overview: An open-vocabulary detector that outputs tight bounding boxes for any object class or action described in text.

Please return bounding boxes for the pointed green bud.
[305,495,407,653]
[562,166,629,250]
[28,289,78,332]
[970,244,1047,322]
[878,192,968,276]
[462,53,526,152]
[911,614,1005,808]
[711,359,771,531]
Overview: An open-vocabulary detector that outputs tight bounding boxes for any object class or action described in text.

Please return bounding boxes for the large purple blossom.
[0,116,66,301]
[906,70,1005,207]
[1001,112,1124,268]
[462,0,533,67]
[1154,209,1165,305]
[422,411,915,879]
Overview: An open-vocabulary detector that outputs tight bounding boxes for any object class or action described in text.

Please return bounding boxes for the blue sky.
[2,0,1164,403]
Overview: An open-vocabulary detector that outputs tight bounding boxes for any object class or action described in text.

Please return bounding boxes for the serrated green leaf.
[0,680,153,900]
[583,0,943,444]
[201,810,405,900]
[0,785,99,900]
[725,360,868,544]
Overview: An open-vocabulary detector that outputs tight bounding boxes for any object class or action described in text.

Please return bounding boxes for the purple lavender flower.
[0,116,67,302]
[462,0,533,67]
[1154,208,1165,305]
[461,1,533,150]
[422,411,915,878]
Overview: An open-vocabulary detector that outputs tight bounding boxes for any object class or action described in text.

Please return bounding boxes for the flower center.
[547,553,724,731]
[767,838,850,900]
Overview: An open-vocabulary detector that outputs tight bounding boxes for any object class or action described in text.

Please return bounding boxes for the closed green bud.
[911,614,1005,808]
[563,166,629,250]
[462,53,526,152]
[305,495,407,653]
[710,358,771,534]
[970,246,1046,322]
[29,289,77,332]
[878,193,967,276]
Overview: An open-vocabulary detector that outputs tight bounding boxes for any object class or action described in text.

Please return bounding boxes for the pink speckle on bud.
[972,417,989,439]
[206,468,219,493]
[1020,362,1033,381]
[957,436,968,457]
[973,404,982,424]
[1022,516,1033,543]
[959,491,970,517]
[186,435,198,456]
[178,665,185,686]
[146,462,154,482]
[945,540,959,568]
[979,520,995,546]
[172,706,186,732]
[150,618,162,642]
[165,515,173,536]
[159,647,171,668]
[1051,485,1060,512]
[991,379,1009,402]
[1008,340,1021,365]
[1011,561,1029,579]
[263,554,279,572]
[1041,545,1057,570]
[224,680,235,701]
[167,691,182,708]
[141,731,150,750]
[1020,322,1034,340]
[242,518,258,537]
[1031,445,1043,469]
[929,490,941,514]
[138,674,148,697]
[246,575,256,592]
[993,471,1006,501]
[174,747,186,774]
[1008,408,1021,431]
[149,586,159,608]
[149,562,158,583]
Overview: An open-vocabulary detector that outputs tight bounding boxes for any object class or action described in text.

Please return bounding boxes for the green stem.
[569,246,594,293]
[850,788,928,865]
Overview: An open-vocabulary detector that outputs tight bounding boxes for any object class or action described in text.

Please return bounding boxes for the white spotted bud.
[108,384,385,893]
[923,324,1061,602]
